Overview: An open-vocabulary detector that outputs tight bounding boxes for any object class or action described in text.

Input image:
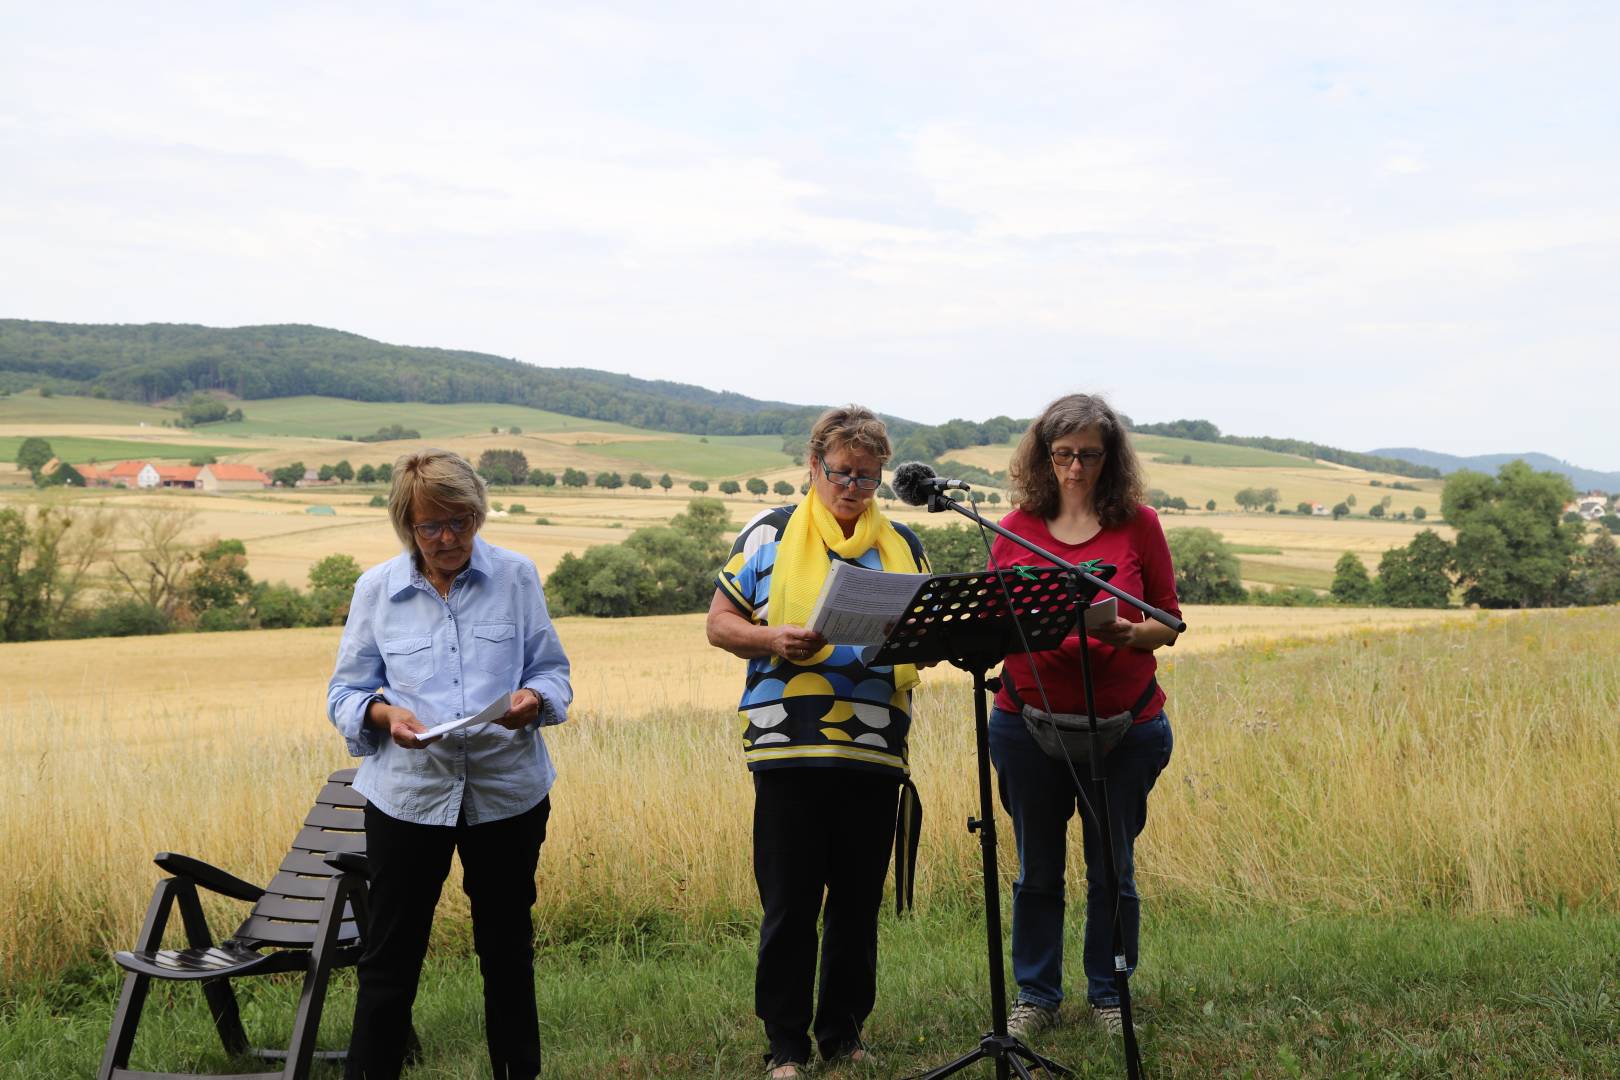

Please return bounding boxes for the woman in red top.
[988,393,1181,1040]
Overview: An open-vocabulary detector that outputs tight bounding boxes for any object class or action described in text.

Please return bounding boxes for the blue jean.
[988,706,1173,1009]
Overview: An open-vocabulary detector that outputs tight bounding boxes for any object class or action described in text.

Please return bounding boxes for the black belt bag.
[1002,675,1159,765]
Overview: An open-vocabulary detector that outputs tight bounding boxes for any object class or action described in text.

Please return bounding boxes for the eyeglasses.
[1050,449,1105,468]
[820,461,883,491]
[412,515,474,540]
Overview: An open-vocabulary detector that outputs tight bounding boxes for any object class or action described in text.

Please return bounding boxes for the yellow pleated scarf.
[767,490,922,690]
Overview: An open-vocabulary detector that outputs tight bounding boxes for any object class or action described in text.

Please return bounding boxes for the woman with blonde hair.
[988,394,1180,1041]
[707,405,929,1079]
[327,448,572,1080]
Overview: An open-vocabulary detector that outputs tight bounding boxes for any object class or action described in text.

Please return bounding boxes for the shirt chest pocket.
[381,635,435,688]
[472,621,518,675]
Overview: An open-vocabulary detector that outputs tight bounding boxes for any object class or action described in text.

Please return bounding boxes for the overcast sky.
[4,3,1617,468]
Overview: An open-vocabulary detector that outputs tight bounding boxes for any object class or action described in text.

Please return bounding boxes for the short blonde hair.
[806,404,892,466]
[387,449,488,552]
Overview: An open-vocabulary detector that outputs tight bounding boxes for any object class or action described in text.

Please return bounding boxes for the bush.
[64,600,170,639]
[718,480,741,495]
[1167,528,1245,604]
[911,524,985,575]
[546,498,732,617]
[253,583,311,629]
[478,449,529,486]
[509,504,526,514]
[1377,531,1454,608]
[198,606,254,632]
[1330,552,1377,605]
[1248,585,1328,606]
[369,494,387,507]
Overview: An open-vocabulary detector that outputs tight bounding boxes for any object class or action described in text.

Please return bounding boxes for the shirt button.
[450,646,457,652]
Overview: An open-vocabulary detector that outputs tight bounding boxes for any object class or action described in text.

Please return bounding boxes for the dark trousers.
[753,767,899,1066]
[988,708,1173,1009]
[346,797,550,1080]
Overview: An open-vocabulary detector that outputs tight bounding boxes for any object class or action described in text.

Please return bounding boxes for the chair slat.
[277,850,341,877]
[303,804,365,830]
[290,825,366,854]
[315,782,366,809]
[265,870,336,899]
[249,894,326,923]
[235,916,360,948]
[328,767,359,783]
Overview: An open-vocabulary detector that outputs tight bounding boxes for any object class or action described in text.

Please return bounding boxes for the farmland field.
[0,435,266,464]
[0,479,1451,597]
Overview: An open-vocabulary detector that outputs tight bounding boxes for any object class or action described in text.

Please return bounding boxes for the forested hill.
[0,320,825,437]
[1370,447,1620,494]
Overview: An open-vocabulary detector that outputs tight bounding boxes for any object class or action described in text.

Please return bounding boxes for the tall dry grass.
[2,606,1614,985]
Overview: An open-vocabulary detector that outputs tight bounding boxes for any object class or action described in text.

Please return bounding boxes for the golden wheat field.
[7,602,1615,987]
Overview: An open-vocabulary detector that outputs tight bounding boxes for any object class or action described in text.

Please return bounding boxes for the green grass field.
[0,435,265,465]
[590,435,794,476]
[1236,560,1335,591]
[4,907,1614,1077]
[209,397,649,439]
[0,392,176,426]
[1133,434,1330,469]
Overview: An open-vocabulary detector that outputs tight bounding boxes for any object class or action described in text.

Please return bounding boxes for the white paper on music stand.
[419,692,512,741]
[804,562,933,646]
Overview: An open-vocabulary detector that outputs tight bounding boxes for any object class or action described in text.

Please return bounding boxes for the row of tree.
[0,503,364,642]
[1172,462,1620,609]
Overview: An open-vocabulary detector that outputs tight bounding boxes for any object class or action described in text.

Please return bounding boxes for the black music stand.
[873,567,1098,1080]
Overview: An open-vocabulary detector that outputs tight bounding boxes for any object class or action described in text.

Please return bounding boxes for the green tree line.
[0,503,366,642]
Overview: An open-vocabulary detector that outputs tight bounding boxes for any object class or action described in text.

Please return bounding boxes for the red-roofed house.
[155,465,201,489]
[106,461,160,488]
[197,463,271,492]
[75,464,113,487]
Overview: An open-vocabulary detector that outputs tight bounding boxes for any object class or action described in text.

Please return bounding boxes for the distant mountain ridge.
[1370,447,1620,494]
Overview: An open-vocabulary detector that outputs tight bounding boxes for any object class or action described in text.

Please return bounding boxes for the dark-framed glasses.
[1050,449,1105,468]
[820,461,883,491]
[412,515,474,540]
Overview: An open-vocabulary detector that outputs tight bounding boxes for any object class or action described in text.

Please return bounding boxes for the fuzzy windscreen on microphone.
[891,461,937,506]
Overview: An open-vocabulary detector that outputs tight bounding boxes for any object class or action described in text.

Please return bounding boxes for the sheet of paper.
[1083,596,1118,629]
[805,561,933,646]
[419,692,512,741]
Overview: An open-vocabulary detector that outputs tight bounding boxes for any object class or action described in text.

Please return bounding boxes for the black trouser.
[346,797,551,1080]
[753,767,900,1066]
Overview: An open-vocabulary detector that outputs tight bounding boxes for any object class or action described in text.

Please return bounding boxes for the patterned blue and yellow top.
[716,506,927,776]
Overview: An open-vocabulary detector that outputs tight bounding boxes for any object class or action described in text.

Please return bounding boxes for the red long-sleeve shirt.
[990,505,1180,722]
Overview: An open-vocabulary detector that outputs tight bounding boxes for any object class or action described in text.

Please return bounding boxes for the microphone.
[891,461,972,506]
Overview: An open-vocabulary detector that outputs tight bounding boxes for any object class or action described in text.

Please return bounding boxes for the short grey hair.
[387,449,488,552]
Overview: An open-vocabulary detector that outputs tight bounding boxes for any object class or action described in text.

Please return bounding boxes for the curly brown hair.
[1007,393,1145,527]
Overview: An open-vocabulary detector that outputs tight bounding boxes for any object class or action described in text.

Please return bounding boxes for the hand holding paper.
[417,692,513,742]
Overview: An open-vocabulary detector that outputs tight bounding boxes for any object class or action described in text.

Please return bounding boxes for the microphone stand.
[919,486,1185,1080]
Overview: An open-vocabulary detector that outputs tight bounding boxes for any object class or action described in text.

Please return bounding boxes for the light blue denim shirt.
[327,536,572,827]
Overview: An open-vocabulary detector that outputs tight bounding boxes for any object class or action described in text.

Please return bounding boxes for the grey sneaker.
[1091,1004,1125,1036]
[1007,999,1059,1040]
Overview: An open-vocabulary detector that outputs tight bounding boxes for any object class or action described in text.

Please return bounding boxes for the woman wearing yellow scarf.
[707,405,930,1079]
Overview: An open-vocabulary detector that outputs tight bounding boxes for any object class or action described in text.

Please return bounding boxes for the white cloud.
[3,2,1619,468]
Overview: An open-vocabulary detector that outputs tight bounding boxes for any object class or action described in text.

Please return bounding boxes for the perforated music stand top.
[869,566,1092,669]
